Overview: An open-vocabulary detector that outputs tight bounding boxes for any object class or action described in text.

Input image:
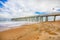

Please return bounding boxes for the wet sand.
[0,21,37,32]
[0,21,60,40]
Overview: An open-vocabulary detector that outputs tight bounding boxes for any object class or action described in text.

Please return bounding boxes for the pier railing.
[12,12,60,22]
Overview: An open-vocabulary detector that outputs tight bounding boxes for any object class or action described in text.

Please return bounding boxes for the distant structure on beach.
[12,12,60,22]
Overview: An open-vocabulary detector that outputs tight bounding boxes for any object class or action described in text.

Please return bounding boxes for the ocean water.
[0,21,37,32]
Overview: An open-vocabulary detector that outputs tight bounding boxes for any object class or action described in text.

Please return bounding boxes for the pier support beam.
[46,16,48,22]
[40,16,43,22]
[54,16,56,21]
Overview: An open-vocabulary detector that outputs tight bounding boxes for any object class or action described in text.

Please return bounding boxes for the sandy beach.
[0,21,60,40]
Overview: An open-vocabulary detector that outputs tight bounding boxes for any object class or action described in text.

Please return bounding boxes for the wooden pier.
[12,12,60,22]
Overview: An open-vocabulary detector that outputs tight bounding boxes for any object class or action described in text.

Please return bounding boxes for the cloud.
[0,0,36,18]
[0,0,60,18]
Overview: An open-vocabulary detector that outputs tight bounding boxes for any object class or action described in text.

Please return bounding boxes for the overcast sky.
[0,0,60,18]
